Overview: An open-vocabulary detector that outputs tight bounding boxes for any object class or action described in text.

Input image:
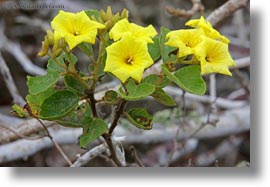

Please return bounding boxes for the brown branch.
[166,0,204,18]
[206,0,249,26]
[108,100,127,135]
[102,134,123,167]
[129,145,144,167]
[36,119,72,166]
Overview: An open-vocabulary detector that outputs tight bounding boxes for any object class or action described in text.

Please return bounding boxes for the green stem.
[171,56,200,65]
[63,48,77,72]
[90,38,106,91]
[52,55,67,70]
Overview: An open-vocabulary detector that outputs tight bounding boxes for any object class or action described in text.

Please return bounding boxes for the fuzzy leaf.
[174,65,206,95]
[47,53,77,73]
[12,104,28,118]
[119,79,155,101]
[103,90,120,105]
[151,89,176,106]
[85,10,100,20]
[162,64,206,95]
[142,74,170,88]
[79,118,108,148]
[160,27,177,63]
[56,102,92,128]
[125,108,153,130]
[27,71,60,95]
[26,87,57,116]
[78,43,93,57]
[39,90,79,120]
[148,36,161,61]
[64,75,85,96]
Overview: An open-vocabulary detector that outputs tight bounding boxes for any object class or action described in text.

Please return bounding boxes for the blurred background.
[0,0,250,167]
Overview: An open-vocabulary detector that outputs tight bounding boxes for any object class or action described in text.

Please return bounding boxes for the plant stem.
[87,91,98,118]
[90,38,106,91]
[108,100,127,135]
[102,133,123,167]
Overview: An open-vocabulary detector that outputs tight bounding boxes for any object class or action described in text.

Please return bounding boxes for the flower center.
[125,57,134,65]
[205,55,212,62]
[74,31,80,36]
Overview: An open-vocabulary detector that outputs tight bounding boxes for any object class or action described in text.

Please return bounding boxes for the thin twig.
[129,145,144,167]
[166,0,204,18]
[233,69,250,95]
[36,119,72,166]
[0,119,55,144]
[0,123,46,141]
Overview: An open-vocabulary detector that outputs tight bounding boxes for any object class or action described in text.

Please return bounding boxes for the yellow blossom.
[165,29,203,58]
[195,37,235,76]
[186,16,230,44]
[104,34,153,83]
[109,18,157,43]
[51,10,105,50]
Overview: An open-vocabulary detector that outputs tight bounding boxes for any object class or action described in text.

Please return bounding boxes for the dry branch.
[71,143,108,167]
[0,119,55,144]
[0,52,25,106]
[206,0,249,27]
[0,106,249,164]
[0,20,46,76]
[166,0,204,18]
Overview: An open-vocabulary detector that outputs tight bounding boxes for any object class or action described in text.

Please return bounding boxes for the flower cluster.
[104,18,157,83]
[38,10,235,83]
[166,16,235,76]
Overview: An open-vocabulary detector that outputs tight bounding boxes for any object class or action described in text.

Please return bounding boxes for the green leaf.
[64,75,85,96]
[85,10,100,20]
[162,64,206,95]
[151,89,176,106]
[79,118,108,148]
[160,27,177,63]
[47,53,78,73]
[174,65,206,95]
[26,87,57,116]
[56,102,92,128]
[119,79,155,101]
[27,70,60,95]
[12,104,28,117]
[103,90,120,105]
[142,74,170,88]
[125,108,153,130]
[39,90,79,120]
[78,43,93,57]
[148,36,160,61]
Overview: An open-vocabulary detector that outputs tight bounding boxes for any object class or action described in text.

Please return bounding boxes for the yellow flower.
[104,34,153,83]
[195,37,235,76]
[51,10,105,50]
[109,18,157,43]
[186,16,230,44]
[165,29,203,58]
